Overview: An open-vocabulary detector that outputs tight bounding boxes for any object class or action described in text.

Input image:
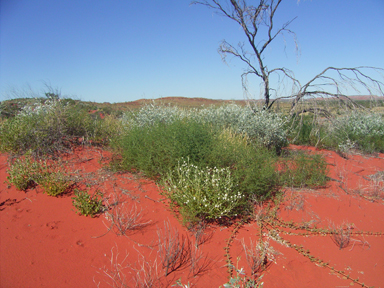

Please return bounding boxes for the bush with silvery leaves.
[123,103,189,127]
[193,104,287,149]
[124,103,288,149]
[335,112,384,137]
[18,98,66,117]
[1,97,121,156]
[329,111,384,152]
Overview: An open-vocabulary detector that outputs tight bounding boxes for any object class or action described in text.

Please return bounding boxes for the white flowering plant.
[162,158,248,224]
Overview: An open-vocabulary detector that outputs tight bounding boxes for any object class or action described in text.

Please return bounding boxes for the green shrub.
[288,115,318,145]
[0,98,122,157]
[39,171,71,197]
[6,156,44,190]
[209,130,278,199]
[72,190,104,217]
[6,155,72,195]
[115,119,280,224]
[279,152,328,188]
[114,119,215,177]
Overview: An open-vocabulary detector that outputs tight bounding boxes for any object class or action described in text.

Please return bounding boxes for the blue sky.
[1,0,383,103]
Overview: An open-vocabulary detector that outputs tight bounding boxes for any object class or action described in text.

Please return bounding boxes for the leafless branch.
[289,66,384,114]
[189,221,213,248]
[157,221,191,276]
[192,0,298,108]
[192,1,384,114]
[189,245,212,277]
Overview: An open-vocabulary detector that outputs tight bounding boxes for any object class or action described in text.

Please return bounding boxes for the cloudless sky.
[1,0,383,103]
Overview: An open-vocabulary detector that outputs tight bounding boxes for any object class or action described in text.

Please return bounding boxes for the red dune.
[1,146,383,287]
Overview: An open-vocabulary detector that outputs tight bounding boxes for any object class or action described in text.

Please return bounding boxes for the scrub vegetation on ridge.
[2,93,371,225]
[1,92,384,287]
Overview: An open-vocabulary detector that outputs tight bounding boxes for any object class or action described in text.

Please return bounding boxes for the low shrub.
[114,119,215,178]
[194,104,288,151]
[289,111,384,153]
[125,103,188,127]
[331,112,384,153]
[115,118,280,223]
[72,189,104,217]
[0,98,121,157]
[6,156,44,190]
[6,155,72,196]
[38,171,71,197]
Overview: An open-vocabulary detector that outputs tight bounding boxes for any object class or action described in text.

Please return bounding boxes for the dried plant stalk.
[132,255,160,288]
[157,221,191,276]
[189,245,211,277]
[329,222,351,250]
[242,239,268,276]
[99,245,130,288]
[106,203,151,236]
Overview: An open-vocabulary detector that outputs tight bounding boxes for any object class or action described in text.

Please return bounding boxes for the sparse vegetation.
[278,151,328,188]
[2,94,384,287]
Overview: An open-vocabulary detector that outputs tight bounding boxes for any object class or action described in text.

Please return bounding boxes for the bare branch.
[290,66,384,113]
[192,0,298,108]
[193,1,384,114]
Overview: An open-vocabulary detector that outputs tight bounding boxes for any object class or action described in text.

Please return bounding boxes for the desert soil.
[1,145,383,288]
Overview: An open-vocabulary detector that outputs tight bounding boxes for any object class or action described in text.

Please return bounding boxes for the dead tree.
[191,0,384,114]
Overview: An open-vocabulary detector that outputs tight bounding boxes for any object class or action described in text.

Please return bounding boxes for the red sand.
[1,146,383,288]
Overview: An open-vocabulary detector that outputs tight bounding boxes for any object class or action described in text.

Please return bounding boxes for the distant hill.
[2,95,383,119]
[94,96,251,112]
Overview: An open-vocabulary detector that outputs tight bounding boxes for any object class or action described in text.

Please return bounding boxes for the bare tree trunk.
[192,1,384,115]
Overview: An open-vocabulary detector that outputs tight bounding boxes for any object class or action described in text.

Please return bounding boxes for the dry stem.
[157,221,191,276]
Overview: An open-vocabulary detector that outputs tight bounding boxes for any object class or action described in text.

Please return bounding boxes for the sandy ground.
[1,146,383,288]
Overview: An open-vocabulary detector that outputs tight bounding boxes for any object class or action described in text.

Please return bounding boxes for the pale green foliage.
[327,111,384,153]
[222,260,264,288]
[195,104,287,149]
[6,155,70,196]
[18,98,65,116]
[0,98,122,156]
[334,111,384,137]
[122,103,287,149]
[123,103,188,127]
[163,158,246,223]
